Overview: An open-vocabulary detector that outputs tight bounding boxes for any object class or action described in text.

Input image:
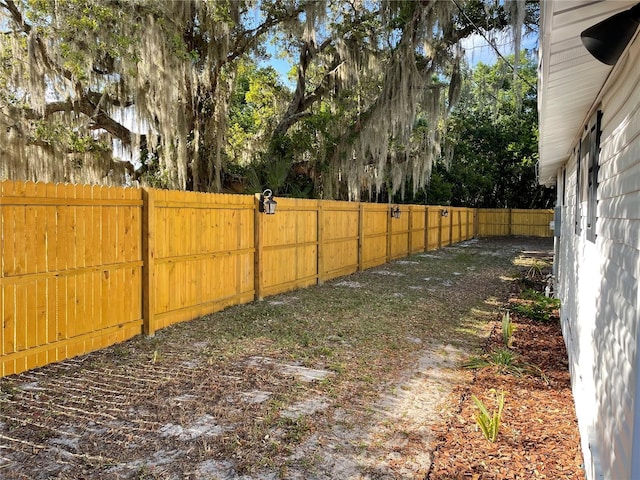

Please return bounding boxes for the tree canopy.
[0,0,542,205]
[424,52,554,209]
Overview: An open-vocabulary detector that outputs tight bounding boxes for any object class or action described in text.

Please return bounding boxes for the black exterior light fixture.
[260,189,277,215]
[390,205,401,219]
[441,208,449,217]
[581,3,640,65]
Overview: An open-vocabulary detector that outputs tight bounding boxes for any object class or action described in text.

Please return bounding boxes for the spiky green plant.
[463,348,548,383]
[501,311,515,348]
[526,260,544,281]
[472,389,505,442]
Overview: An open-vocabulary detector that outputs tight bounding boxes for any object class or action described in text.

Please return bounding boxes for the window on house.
[586,111,602,242]
[561,167,566,205]
[574,144,581,235]
[575,110,602,241]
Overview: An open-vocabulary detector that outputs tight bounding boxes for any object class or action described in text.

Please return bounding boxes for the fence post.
[358,203,365,271]
[407,206,412,254]
[142,187,156,336]
[254,193,264,300]
[473,209,479,238]
[317,202,324,285]
[508,208,513,236]
[463,208,467,240]
[386,204,391,262]
[438,207,443,249]
[424,207,429,252]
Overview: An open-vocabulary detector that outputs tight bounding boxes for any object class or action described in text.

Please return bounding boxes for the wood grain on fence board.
[1,180,143,376]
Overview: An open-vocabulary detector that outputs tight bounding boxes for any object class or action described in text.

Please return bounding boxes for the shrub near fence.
[1,179,552,377]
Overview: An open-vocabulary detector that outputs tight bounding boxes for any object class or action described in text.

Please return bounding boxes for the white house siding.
[558,153,602,479]
[557,37,640,480]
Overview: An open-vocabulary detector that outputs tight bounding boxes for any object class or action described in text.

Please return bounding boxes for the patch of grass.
[134,465,154,480]
[279,416,311,444]
[0,381,17,398]
[453,252,474,265]
[110,344,129,358]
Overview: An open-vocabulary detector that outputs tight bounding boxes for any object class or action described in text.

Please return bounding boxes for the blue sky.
[461,29,539,66]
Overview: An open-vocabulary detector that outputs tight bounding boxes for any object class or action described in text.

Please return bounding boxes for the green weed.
[279,416,311,444]
[512,289,560,322]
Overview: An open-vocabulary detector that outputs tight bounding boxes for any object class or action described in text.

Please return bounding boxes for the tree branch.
[12,97,134,146]
[271,38,339,139]
[225,5,306,65]
[86,90,135,109]
[1,0,29,33]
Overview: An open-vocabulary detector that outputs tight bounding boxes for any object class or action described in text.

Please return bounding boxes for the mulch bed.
[428,286,586,480]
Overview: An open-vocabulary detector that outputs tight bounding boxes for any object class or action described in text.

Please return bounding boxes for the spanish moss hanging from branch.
[0,0,534,199]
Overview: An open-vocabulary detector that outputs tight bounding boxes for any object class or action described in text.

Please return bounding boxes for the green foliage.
[430,53,555,208]
[227,62,288,166]
[463,347,547,382]
[501,311,514,348]
[2,0,540,195]
[512,290,560,323]
[472,389,505,443]
[31,120,110,153]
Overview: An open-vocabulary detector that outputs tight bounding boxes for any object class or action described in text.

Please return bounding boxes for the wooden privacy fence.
[143,189,255,335]
[476,209,554,237]
[1,181,143,376]
[1,179,552,376]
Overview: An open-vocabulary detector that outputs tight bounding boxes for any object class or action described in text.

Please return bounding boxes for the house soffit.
[538,0,637,186]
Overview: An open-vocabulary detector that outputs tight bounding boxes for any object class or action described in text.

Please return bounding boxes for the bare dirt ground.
[0,237,583,479]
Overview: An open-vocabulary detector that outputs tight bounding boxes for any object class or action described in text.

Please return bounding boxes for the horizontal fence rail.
[1,179,552,376]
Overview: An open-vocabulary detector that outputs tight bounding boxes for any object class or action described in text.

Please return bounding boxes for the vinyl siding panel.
[597,218,640,249]
[598,141,640,193]
[598,192,640,220]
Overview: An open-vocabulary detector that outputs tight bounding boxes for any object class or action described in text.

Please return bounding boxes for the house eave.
[537,1,637,186]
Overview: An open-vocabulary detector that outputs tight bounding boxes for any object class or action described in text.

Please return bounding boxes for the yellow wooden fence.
[256,197,320,299]
[477,209,553,237]
[1,181,143,376]
[319,201,360,282]
[143,189,255,335]
[1,179,552,377]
